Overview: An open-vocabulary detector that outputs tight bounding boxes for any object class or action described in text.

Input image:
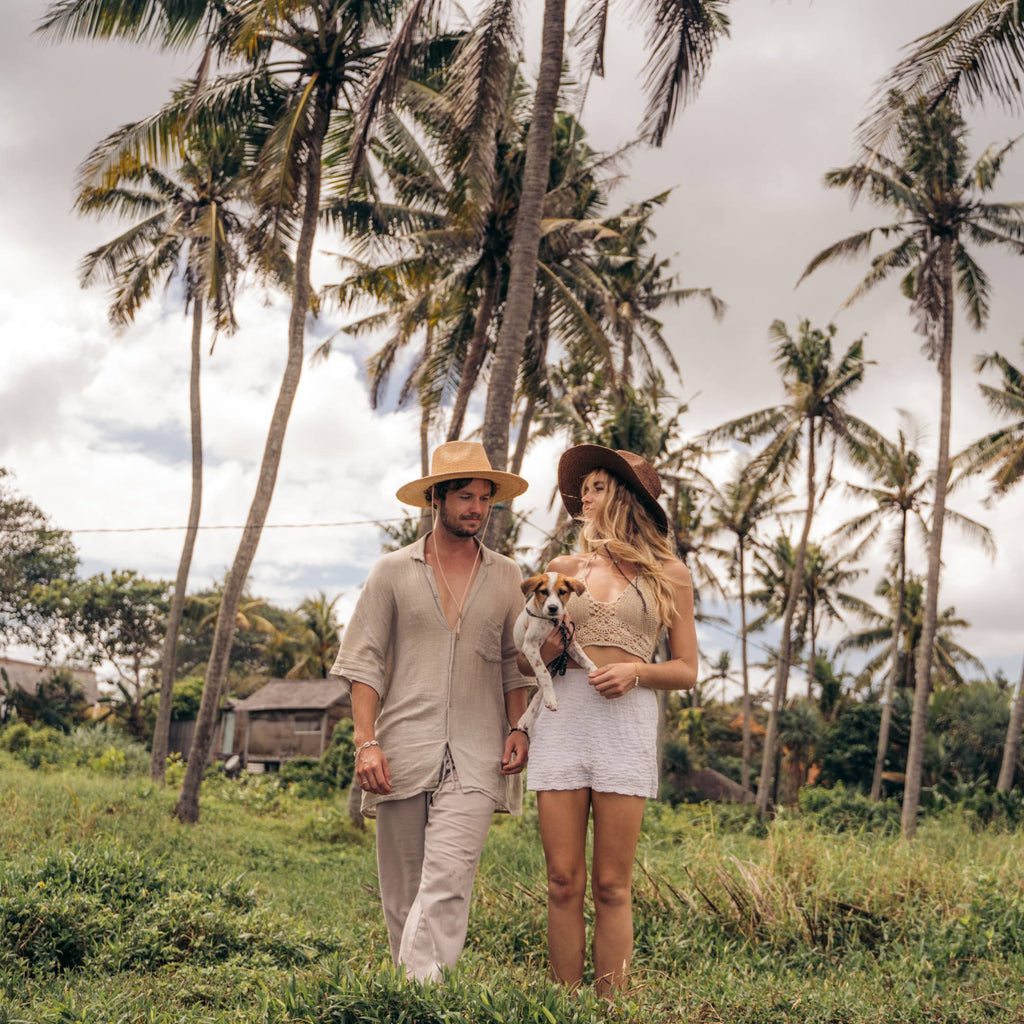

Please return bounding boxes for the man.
[330,441,531,981]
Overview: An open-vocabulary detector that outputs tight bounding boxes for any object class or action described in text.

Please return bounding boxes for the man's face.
[436,479,493,538]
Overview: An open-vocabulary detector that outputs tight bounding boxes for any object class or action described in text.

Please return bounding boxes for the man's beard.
[437,502,484,538]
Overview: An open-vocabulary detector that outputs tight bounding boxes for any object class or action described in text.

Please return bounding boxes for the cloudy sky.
[2,0,1022,687]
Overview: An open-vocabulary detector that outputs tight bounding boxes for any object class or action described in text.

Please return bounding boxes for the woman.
[521,444,697,994]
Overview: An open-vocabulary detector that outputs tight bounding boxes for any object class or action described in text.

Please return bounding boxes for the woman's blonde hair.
[577,469,678,626]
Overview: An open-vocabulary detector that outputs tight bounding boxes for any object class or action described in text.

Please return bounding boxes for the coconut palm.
[40,0,426,819]
[838,573,987,694]
[957,342,1024,791]
[748,535,874,694]
[835,415,993,800]
[477,0,731,544]
[860,1,1024,155]
[706,318,880,815]
[800,97,1024,836]
[75,114,249,784]
[707,460,786,790]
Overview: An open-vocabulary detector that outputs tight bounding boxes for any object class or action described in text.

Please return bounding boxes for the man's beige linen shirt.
[330,534,528,817]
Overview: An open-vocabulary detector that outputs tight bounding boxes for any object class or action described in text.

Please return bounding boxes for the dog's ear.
[566,576,586,596]
[520,575,544,595]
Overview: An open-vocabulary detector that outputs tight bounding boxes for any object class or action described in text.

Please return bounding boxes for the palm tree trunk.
[447,267,497,441]
[151,297,204,783]
[738,537,752,792]
[175,87,333,824]
[901,241,954,839]
[871,513,907,802]
[808,601,817,700]
[756,418,817,816]
[417,322,434,539]
[997,655,1024,792]
[480,0,564,548]
[510,393,536,477]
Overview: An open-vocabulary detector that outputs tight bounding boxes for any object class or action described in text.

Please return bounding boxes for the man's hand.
[501,730,529,775]
[355,743,392,794]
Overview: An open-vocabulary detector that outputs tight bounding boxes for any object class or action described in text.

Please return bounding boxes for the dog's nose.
[545,603,561,615]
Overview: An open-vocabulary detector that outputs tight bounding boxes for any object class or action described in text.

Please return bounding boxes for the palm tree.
[835,416,993,800]
[478,0,731,542]
[75,115,248,784]
[957,342,1024,791]
[777,699,824,796]
[707,460,786,791]
[284,592,343,680]
[707,318,880,816]
[838,573,987,694]
[800,97,1024,836]
[747,535,874,695]
[860,1,1024,155]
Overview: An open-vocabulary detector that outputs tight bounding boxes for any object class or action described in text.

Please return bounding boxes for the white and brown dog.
[515,572,597,733]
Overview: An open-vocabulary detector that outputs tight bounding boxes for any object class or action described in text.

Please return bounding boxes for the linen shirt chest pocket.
[474,619,504,663]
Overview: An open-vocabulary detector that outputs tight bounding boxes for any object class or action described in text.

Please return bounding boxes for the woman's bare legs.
[590,791,645,996]
[537,789,591,987]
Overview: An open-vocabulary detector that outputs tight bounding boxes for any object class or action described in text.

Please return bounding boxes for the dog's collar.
[524,604,560,624]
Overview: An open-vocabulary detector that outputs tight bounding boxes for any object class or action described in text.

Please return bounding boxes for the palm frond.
[638,0,731,146]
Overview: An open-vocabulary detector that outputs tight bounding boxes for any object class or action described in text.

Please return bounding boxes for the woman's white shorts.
[526,667,659,799]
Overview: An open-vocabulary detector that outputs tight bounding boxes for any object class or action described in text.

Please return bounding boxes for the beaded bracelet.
[508,726,530,743]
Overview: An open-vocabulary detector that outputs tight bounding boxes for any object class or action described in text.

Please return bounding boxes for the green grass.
[1,763,1023,1023]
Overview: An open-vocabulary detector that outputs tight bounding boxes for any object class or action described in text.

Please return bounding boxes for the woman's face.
[580,469,611,520]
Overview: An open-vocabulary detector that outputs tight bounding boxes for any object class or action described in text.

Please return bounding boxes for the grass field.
[2,763,1023,1023]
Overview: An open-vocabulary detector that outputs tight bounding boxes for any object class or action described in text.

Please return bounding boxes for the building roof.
[0,656,100,704]
[233,678,351,713]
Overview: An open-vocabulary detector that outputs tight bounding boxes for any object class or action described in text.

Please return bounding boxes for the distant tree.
[800,98,1024,837]
[0,469,78,648]
[33,571,169,742]
[931,680,1010,786]
[1,667,89,733]
[283,592,343,680]
[839,573,987,692]
[957,342,1024,791]
[707,459,786,791]
[777,699,824,797]
[836,415,992,800]
[707,318,880,816]
[76,107,252,785]
[860,1,1024,155]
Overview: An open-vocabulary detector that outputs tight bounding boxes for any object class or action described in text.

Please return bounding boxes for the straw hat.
[395,441,529,508]
[557,444,668,531]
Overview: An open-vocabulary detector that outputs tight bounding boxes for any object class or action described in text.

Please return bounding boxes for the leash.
[524,604,577,677]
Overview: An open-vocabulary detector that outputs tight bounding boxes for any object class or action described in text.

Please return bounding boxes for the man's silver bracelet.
[355,740,380,760]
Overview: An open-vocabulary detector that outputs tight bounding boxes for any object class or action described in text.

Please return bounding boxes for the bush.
[796,782,901,834]
[0,845,318,977]
[277,719,355,798]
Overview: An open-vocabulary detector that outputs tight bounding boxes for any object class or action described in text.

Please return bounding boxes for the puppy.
[515,571,597,733]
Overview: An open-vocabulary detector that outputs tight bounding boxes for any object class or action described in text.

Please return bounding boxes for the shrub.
[796,782,901,834]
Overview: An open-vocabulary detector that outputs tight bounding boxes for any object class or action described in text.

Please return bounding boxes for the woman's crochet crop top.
[565,573,663,661]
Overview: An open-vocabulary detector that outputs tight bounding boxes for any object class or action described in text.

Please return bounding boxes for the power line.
[2,516,412,535]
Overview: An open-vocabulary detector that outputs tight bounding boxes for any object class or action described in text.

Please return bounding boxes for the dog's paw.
[544,695,559,712]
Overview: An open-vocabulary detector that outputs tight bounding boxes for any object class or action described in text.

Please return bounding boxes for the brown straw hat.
[558,444,668,531]
[395,441,529,508]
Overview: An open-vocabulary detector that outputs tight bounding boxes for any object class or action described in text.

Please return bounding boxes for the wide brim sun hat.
[396,441,529,508]
[557,444,668,532]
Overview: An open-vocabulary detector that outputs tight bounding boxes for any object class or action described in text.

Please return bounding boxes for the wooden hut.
[232,678,351,770]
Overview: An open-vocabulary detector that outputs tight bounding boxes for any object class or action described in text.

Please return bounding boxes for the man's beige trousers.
[375,754,497,981]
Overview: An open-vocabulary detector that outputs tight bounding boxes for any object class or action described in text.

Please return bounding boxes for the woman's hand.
[588,662,641,700]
